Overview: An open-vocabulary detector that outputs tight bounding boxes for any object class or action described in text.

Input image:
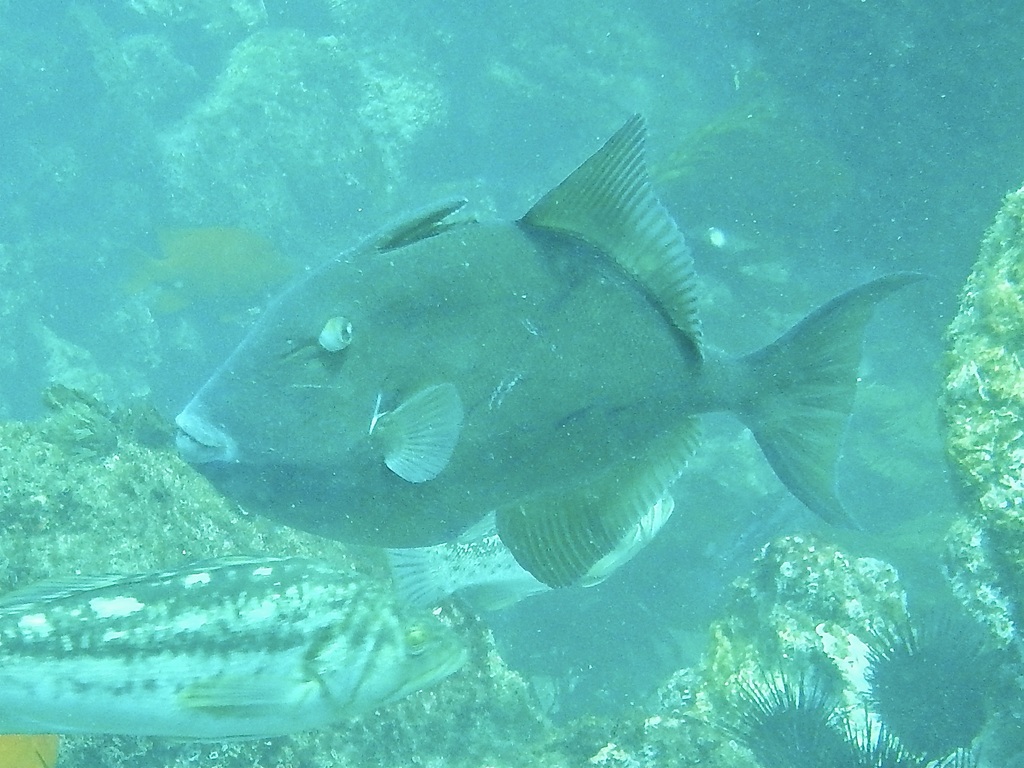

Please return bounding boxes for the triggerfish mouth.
[175,115,918,592]
[0,557,465,739]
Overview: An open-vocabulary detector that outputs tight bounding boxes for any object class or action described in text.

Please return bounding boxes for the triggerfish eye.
[318,316,353,352]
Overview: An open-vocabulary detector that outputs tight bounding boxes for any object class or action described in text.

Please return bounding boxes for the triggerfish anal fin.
[739,272,924,527]
[495,416,701,588]
[375,383,464,483]
[521,114,703,362]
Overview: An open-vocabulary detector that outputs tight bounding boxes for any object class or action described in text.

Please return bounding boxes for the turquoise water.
[1,1,1022,765]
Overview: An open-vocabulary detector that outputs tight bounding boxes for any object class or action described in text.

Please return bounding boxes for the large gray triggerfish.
[0,557,465,738]
[176,115,916,592]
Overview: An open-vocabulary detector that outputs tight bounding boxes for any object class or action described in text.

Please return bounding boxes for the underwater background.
[2,0,1024,766]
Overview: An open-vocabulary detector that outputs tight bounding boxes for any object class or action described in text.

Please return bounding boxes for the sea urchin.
[866,612,998,760]
[726,667,854,768]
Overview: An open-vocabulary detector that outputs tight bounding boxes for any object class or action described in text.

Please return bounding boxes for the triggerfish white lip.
[175,409,239,463]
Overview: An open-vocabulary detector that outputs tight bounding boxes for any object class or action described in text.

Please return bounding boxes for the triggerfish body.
[0,557,465,739]
[175,115,918,594]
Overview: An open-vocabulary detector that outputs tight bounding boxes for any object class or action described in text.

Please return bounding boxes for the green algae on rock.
[938,185,1024,767]
[942,183,1024,637]
[698,535,909,719]
[543,536,918,768]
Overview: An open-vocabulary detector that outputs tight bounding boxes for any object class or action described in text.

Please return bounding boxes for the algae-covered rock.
[0,389,550,768]
[942,183,1024,637]
[2,387,815,768]
[697,535,908,716]
[527,535,915,768]
[639,533,1003,765]
[159,27,446,239]
[126,0,268,37]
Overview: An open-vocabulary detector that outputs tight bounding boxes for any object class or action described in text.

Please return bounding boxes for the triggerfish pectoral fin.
[495,417,701,588]
[739,272,923,527]
[376,383,464,483]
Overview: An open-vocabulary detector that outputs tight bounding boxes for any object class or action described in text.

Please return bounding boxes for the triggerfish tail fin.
[738,272,922,527]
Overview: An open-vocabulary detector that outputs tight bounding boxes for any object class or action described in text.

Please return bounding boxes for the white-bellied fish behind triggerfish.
[175,115,919,601]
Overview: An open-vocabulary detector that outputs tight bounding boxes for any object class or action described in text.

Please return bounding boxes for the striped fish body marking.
[0,557,466,739]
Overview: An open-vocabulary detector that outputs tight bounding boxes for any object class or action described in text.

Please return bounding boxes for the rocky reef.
[554,532,1001,767]
[943,185,1024,632]
[0,388,554,768]
[3,385,1006,766]
[943,183,1024,636]
[3,0,1018,764]
[941,183,1024,765]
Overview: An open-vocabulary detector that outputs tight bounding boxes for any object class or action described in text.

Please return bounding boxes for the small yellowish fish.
[124,226,294,313]
[0,734,59,767]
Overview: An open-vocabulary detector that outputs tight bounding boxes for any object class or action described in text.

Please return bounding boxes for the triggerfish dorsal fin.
[372,198,470,253]
[521,114,703,361]
[739,272,923,527]
[495,417,701,588]
[374,383,464,483]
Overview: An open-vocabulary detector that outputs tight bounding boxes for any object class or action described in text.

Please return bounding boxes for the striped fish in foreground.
[0,557,466,739]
